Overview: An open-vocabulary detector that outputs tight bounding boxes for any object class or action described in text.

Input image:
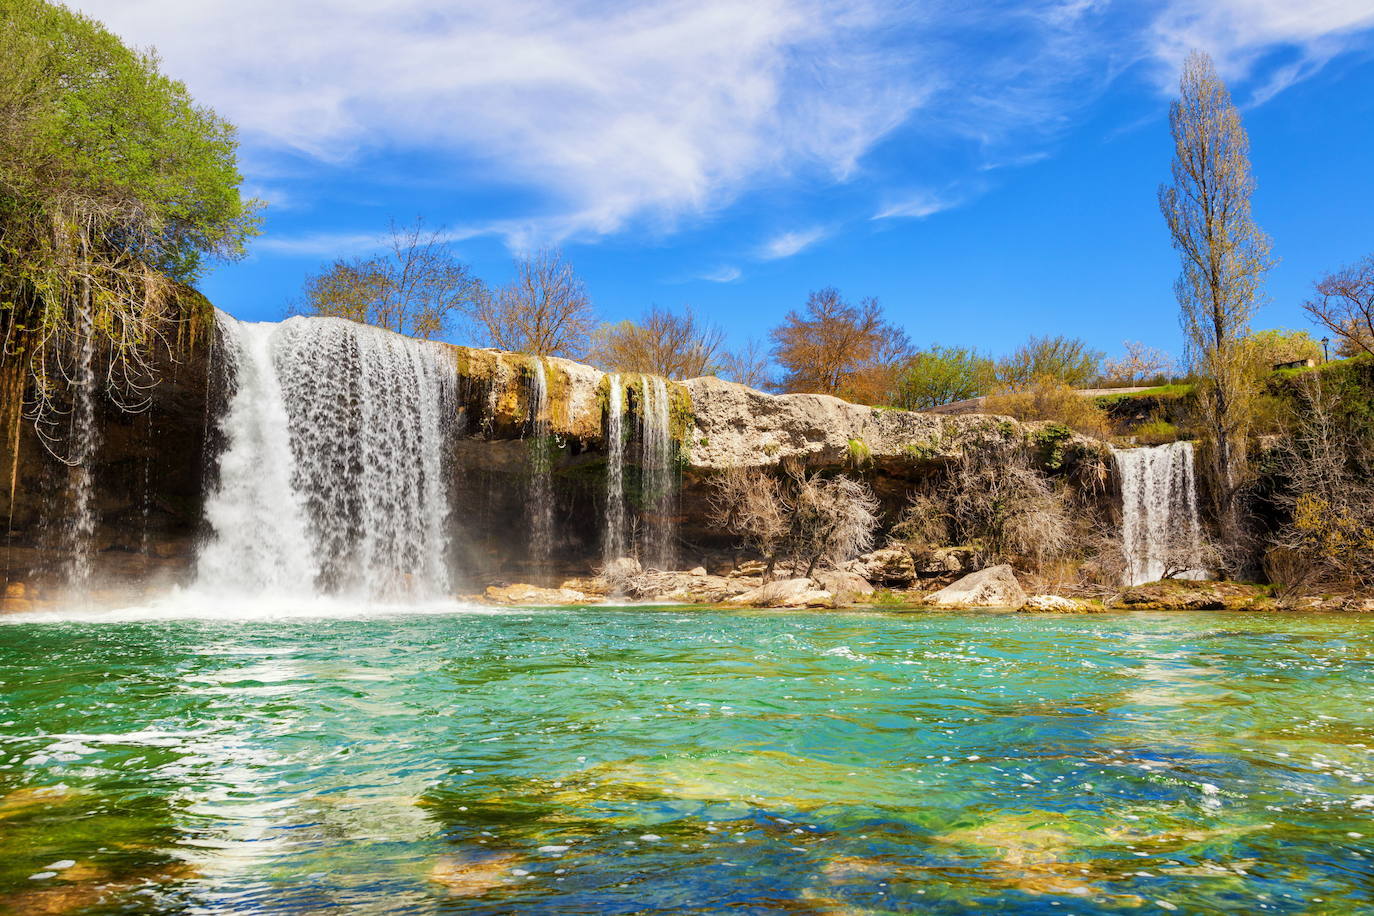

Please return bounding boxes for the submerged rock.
[926,565,1027,610]
[429,852,522,897]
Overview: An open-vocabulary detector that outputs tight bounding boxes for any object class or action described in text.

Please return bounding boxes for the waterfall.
[61,302,99,592]
[638,376,675,569]
[603,374,626,566]
[196,314,456,599]
[1114,441,1205,586]
[526,359,554,576]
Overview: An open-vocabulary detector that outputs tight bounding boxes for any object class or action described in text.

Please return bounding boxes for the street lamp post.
[1321,337,1330,363]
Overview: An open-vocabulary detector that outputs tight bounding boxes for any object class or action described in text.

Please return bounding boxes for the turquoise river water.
[1,607,1372,914]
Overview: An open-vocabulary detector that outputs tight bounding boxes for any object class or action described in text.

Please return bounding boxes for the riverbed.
[1,607,1370,913]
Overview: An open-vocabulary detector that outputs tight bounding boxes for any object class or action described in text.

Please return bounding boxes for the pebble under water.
[1,607,1373,914]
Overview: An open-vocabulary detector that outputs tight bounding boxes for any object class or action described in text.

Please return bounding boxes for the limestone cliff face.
[2,311,1112,597]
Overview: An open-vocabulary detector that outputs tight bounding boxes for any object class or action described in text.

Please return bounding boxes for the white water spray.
[1114,441,1206,586]
[197,314,456,599]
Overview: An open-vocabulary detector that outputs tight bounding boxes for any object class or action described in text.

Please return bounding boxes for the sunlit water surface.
[2,607,1373,914]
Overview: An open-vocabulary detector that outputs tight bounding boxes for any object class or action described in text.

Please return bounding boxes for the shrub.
[984,376,1110,438]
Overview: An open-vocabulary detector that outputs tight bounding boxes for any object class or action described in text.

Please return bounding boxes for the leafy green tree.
[891,345,994,410]
[0,0,259,440]
[994,335,1103,389]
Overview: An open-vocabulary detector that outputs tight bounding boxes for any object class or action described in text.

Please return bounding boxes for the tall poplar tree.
[1159,50,1273,547]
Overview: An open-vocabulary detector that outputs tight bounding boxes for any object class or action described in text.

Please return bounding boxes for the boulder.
[484,584,598,606]
[727,578,836,608]
[926,565,1027,609]
[913,547,980,577]
[813,568,876,603]
[729,561,768,578]
[848,548,916,586]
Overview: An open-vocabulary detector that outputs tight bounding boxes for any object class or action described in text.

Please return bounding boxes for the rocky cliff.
[2,312,1112,602]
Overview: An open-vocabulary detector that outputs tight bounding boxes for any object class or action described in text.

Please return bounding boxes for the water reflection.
[1,610,1373,913]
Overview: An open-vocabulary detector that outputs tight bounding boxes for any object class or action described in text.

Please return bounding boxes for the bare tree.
[719,338,772,390]
[1103,341,1175,386]
[707,467,789,578]
[470,249,594,358]
[1159,50,1273,545]
[788,471,880,576]
[1304,255,1374,358]
[298,219,479,339]
[769,288,908,402]
[587,306,725,378]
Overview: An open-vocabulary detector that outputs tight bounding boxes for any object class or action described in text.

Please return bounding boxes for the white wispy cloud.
[256,226,486,257]
[758,227,828,260]
[700,265,743,283]
[1148,0,1374,102]
[874,188,967,221]
[74,0,929,246]
[70,0,1374,251]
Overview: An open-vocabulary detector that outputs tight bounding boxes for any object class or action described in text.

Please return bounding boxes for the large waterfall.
[1114,441,1206,586]
[196,314,457,599]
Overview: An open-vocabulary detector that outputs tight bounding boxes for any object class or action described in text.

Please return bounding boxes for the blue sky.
[75,0,1374,365]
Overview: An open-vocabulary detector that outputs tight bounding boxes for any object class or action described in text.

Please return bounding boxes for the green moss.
[847,437,872,467]
[1032,423,1075,470]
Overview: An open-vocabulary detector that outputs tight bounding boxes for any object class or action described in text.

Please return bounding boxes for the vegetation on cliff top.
[0,0,258,446]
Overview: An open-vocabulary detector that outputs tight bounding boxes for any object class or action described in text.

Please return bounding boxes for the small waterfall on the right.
[603,374,626,566]
[638,376,675,570]
[1114,440,1206,586]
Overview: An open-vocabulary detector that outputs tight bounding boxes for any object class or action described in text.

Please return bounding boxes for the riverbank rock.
[484,584,599,606]
[848,548,916,586]
[914,547,981,577]
[728,578,836,608]
[813,568,876,603]
[1022,594,1090,612]
[926,565,1027,609]
[1109,580,1268,611]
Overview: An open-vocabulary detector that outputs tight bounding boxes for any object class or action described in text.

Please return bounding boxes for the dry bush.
[708,466,880,579]
[789,471,880,576]
[898,434,1078,572]
[1269,374,1374,592]
[984,376,1111,438]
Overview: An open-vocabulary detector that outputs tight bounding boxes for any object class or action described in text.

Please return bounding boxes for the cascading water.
[197,313,457,599]
[60,303,99,593]
[1114,440,1206,586]
[638,376,675,569]
[526,359,554,576]
[603,374,626,566]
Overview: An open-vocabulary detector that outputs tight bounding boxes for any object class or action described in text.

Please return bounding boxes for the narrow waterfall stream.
[197,314,457,599]
[60,303,99,592]
[603,374,626,566]
[638,376,675,569]
[1114,440,1205,586]
[526,359,554,576]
